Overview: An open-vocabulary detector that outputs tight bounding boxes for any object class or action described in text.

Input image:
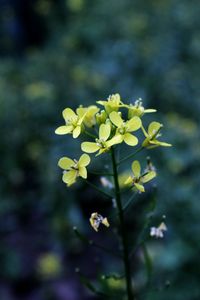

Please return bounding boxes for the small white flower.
[150,222,167,238]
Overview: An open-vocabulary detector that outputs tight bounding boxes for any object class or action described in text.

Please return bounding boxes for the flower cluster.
[55,93,171,230]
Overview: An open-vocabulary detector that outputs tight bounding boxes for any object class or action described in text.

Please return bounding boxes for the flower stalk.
[111,147,135,300]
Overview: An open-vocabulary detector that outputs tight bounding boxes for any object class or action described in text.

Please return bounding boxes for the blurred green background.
[0,0,200,299]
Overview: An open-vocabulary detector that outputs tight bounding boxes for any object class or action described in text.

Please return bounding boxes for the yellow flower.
[89,212,110,232]
[81,123,121,155]
[78,105,100,127]
[97,93,125,113]
[95,110,107,125]
[55,107,86,138]
[58,154,90,186]
[142,122,172,148]
[124,160,156,192]
[127,98,156,118]
[109,111,141,146]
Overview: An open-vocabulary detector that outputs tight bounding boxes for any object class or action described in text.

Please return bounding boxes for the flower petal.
[81,142,99,153]
[141,125,149,138]
[106,134,123,147]
[76,107,86,119]
[134,182,145,192]
[78,154,91,167]
[148,122,162,136]
[109,111,123,127]
[79,166,87,179]
[126,116,141,132]
[55,125,73,135]
[96,100,107,106]
[142,171,156,183]
[124,176,132,185]
[73,126,81,138]
[131,160,141,177]
[99,123,111,141]
[58,157,74,169]
[62,170,77,185]
[144,109,157,113]
[102,218,110,227]
[62,108,77,121]
[124,133,138,146]
[149,140,172,147]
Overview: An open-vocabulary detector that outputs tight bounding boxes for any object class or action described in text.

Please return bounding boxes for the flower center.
[95,138,107,148]
[66,116,78,127]
[118,124,127,135]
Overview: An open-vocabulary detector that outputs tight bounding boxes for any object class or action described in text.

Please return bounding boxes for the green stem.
[122,192,137,214]
[111,147,134,300]
[84,130,97,139]
[141,242,153,286]
[117,146,144,165]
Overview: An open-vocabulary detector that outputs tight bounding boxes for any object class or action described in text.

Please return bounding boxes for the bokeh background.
[0,0,200,299]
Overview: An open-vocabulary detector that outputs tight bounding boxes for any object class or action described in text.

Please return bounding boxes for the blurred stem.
[73,227,122,258]
[122,192,137,214]
[117,146,144,165]
[84,179,113,199]
[111,147,135,300]
[141,242,153,286]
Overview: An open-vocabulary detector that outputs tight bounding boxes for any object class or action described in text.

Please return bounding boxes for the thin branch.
[84,179,113,199]
[73,227,122,258]
[117,146,144,165]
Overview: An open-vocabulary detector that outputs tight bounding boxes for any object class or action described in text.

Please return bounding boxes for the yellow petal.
[106,134,123,147]
[144,109,157,113]
[141,125,149,138]
[73,126,81,138]
[149,140,172,147]
[134,182,145,192]
[124,133,138,146]
[148,122,162,136]
[109,111,123,127]
[99,123,111,141]
[78,154,91,167]
[96,100,107,106]
[102,218,110,227]
[142,171,156,183]
[58,157,74,170]
[62,108,77,121]
[131,160,141,177]
[126,116,141,132]
[76,107,86,119]
[81,142,99,153]
[79,166,87,179]
[55,125,73,135]
[62,170,77,185]
[124,176,132,185]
